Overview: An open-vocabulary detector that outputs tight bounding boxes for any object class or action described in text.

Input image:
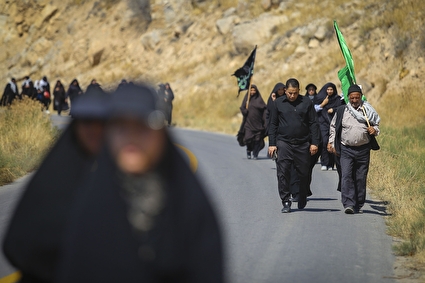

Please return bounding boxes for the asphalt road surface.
[0,121,396,282]
[170,129,396,283]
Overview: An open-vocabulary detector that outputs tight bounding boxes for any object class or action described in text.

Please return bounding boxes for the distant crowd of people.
[238,79,380,214]
[0,77,175,125]
[0,76,99,115]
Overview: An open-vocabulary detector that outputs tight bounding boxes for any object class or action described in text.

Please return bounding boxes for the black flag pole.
[246,78,253,109]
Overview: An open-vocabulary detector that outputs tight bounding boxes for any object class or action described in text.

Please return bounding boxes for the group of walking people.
[1,76,87,115]
[1,77,175,124]
[238,78,380,214]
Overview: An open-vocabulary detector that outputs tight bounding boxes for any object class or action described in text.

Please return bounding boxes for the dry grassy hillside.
[1,0,424,131]
[1,0,425,278]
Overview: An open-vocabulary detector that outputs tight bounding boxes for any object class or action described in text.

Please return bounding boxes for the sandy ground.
[392,255,425,282]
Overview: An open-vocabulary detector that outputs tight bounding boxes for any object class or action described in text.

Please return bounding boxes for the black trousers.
[335,154,342,192]
[319,122,334,168]
[281,144,319,198]
[246,135,263,158]
[340,144,370,209]
[276,140,310,203]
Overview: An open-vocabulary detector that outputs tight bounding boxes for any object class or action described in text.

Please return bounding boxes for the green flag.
[334,20,361,103]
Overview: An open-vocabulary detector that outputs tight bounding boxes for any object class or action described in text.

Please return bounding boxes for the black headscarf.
[240,85,266,112]
[314,82,342,123]
[66,79,83,101]
[266,82,286,107]
[2,90,109,283]
[54,80,64,90]
[164,83,174,102]
[305,83,317,96]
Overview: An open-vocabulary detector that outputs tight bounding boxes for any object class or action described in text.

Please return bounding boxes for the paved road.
[170,129,396,283]
[0,175,31,279]
[49,113,71,131]
[0,124,396,282]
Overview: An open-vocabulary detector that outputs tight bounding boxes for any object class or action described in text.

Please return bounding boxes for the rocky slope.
[0,0,424,131]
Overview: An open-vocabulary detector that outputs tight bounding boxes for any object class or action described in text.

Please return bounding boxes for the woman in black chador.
[265,82,286,137]
[240,85,267,159]
[53,80,67,115]
[2,88,108,283]
[66,79,83,105]
[157,83,175,126]
[1,78,19,106]
[55,83,224,283]
[314,82,343,171]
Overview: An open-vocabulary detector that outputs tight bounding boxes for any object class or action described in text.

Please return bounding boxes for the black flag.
[232,46,257,96]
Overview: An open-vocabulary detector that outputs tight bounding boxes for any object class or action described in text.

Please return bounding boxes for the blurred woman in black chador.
[1,78,19,106]
[157,83,175,126]
[66,79,83,105]
[21,76,37,100]
[164,83,175,126]
[55,83,224,283]
[239,85,267,160]
[314,82,343,171]
[2,88,109,283]
[53,80,67,115]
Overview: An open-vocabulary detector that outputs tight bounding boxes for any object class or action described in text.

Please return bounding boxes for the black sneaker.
[344,207,354,214]
[354,205,364,214]
[247,151,252,159]
[281,201,291,213]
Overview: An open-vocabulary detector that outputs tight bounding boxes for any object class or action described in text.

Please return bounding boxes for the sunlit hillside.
[1,0,425,278]
[1,0,424,131]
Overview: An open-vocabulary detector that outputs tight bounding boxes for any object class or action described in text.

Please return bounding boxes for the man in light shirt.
[328,84,380,214]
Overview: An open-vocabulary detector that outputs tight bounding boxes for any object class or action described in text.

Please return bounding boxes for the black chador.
[265,82,285,136]
[56,136,224,283]
[314,82,343,169]
[1,80,19,106]
[239,85,267,159]
[314,82,343,125]
[2,124,97,283]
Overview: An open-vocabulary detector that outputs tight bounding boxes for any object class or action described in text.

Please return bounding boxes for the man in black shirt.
[268,78,320,213]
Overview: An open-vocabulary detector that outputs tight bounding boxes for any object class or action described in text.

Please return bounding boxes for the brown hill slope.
[1,0,424,132]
